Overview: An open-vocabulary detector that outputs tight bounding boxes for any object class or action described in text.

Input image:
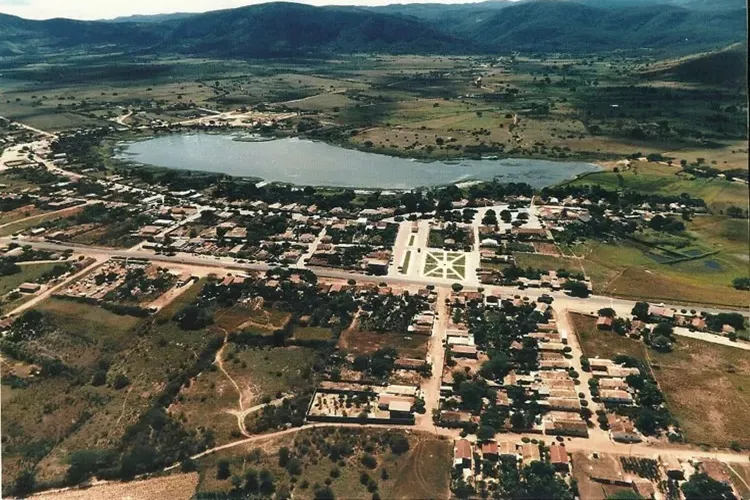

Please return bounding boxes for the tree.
[174,305,213,330]
[477,425,497,441]
[732,277,750,290]
[388,434,410,454]
[14,469,36,497]
[652,322,674,340]
[452,283,463,293]
[361,453,377,469]
[314,485,336,500]
[217,460,231,480]
[564,280,590,298]
[244,468,259,493]
[259,469,275,495]
[650,334,672,352]
[681,472,736,500]
[598,308,616,318]
[278,447,290,467]
[726,206,745,219]
[631,301,650,321]
[112,373,130,390]
[480,353,510,380]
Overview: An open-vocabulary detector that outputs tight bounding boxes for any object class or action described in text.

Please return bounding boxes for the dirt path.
[213,327,250,437]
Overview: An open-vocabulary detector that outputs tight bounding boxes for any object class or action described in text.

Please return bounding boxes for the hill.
[0,14,163,57]
[645,45,749,87]
[157,2,476,57]
[444,1,747,53]
[0,0,746,58]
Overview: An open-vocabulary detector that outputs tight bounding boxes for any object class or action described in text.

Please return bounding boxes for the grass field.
[514,253,582,274]
[570,313,648,362]
[568,162,749,213]
[222,346,317,406]
[1,281,221,488]
[292,326,334,341]
[569,232,749,308]
[0,262,59,296]
[571,312,750,449]
[650,338,750,449]
[0,206,83,237]
[30,473,199,500]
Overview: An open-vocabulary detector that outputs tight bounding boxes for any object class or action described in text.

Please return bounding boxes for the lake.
[116,133,600,189]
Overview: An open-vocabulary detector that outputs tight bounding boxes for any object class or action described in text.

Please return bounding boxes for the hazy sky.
[0,0,500,20]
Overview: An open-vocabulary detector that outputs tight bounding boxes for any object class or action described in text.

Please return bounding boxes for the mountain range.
[0,0,746,58]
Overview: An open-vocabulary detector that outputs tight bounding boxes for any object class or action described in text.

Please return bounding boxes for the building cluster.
[54,257,179,305]
[436,290,590,437]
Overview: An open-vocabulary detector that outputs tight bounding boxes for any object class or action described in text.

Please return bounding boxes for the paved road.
[3,237,748,320]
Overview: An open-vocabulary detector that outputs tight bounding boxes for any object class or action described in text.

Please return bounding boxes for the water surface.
[117,133,600,189]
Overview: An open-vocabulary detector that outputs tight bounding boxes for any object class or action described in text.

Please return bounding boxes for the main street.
[4,236,748,320]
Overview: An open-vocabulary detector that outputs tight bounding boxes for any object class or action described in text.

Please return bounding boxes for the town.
[1,114,748,499]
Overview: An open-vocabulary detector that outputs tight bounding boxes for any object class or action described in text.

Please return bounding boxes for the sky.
[0,0,501,20]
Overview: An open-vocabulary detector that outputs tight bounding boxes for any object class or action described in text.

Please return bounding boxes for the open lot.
[0,262,60,296]
[572,312,750,449]
[30,473,199,500]
[194,428,451,499]
[338,329,429,359]
[568,234,749,308]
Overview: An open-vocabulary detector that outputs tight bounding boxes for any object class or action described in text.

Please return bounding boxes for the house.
[648,305,675,320]
[599,390,634,405]
[549,445,569,472]
[364,257,389,275]
[498,442,518,459]
[597,316,613,330]
[18,282,41,294]
[451,345,478,359]
[520,443,541,465]
[481,441,499,460]
[690,317,707,331]
[608,415,641,443]
[454,439,472,468]
[661,456,683,479]
[388,400,414,418]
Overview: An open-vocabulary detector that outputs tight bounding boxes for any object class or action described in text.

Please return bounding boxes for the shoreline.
[108,129,603,191]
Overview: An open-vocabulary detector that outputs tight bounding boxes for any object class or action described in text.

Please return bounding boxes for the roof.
[597,316,613,326]
[549,445,569,465]
[454,439,472,460]
[388,400,413,413]
[481,441,499,455]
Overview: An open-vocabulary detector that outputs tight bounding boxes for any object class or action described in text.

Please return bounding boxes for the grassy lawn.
[401,250,412,274]
[0,262,60,296]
